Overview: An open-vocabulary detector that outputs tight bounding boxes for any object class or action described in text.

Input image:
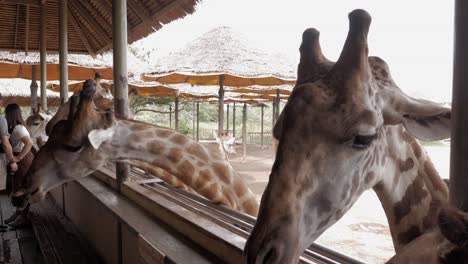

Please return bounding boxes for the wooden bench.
[29,195,103,264]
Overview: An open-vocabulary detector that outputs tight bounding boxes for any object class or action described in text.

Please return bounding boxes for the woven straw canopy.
[0,51,149,80]
[142,26,297,86]
[0,0,199,55]
[0,79,66,106]
[48,80,292,102]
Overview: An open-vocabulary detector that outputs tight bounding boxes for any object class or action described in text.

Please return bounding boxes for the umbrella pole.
[112,0,130,189]
[30,65,38,114]
[196,102,200,142]
[175,97,179,131]
[261,104,264,150]
[271,100,276,154]
[169,104,172,128]
[226,104,230,134]
[242,103,247,161]
[59,0,69,105]
[192,101,195,138]
[233,102,236,137]
[40,2,47,111]
[218,75,225,138]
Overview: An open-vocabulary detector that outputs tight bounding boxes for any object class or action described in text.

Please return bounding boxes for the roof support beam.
[68,6,96,57]
[0,0,40,6]
[127,0,152,27]
[450,0,468,212]
[25,4,29,54]
[59,0,68,105]
[40,1,47,111]
[97,0,188,54]
[13,4,19,49]
[113,0,130,188]
[69,0,111,46]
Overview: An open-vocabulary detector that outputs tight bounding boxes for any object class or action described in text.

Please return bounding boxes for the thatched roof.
[0,78,67,107]
[0,0,199,55]
[48,80,292,102]
[142,26,297,86]
[0,51,150,80]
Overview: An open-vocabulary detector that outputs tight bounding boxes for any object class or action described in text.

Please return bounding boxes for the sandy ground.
[202,141,451,264]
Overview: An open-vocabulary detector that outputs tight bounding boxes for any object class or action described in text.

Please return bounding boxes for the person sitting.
[3,103,34,227]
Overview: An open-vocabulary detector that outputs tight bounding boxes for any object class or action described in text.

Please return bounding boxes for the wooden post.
[226,104,230,134]
[169,104,172,128]
[272,100,276,152]
[218,75,225,137]
[196,102,200,142]
[275,89,280,121]
[174,97,179,131]
[450,0,468,212]
[40,2,47,111]
[30,65,38,114]
[232,102,236,137]
[242,103,247,160]
[59,0,68,105]
[192,101,195,138]
[260,104,264,149]
[112,0,129,188]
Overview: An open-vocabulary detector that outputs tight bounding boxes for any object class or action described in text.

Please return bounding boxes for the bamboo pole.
[30,65,38,114]
[226,104,230,134]
[196,102,200,142]
[113,0,129,187]
[450,0,468,212]
[192,101,195,138]
[232,102,236,137]
[174,97,179,131]
[218,75,225,137]
[242,103,247,161]
[40,2,47,111]
[261,104,264,149]
[59,0,69,105]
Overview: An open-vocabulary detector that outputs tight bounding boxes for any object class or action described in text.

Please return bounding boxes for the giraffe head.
[245,9,451,263]
[26,104,52,148]
[387,205,468,264]
[18,79,115,202]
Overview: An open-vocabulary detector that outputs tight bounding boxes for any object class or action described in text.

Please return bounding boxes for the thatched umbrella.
[142,26,296,138]
[0,51,149,80]
[0,79,68,107]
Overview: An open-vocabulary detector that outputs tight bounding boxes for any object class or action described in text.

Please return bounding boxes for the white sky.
[134,0,455,102]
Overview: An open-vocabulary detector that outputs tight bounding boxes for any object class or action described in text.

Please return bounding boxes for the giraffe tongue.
[333,9,371,76]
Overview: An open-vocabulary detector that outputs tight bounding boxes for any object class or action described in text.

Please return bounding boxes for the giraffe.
[245,9,451,263]
[17,79,259,216]
[26,104,52,150]
[386,204,468,264]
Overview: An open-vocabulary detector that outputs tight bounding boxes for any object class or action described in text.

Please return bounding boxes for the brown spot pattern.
[195,169,212,190]
[397,225,422,245]
[411,141,422,158]
[155,129,172,138]
[167,148,183,164]
[128,134,142,144]
[393,176,429,225]
[186,143,209,161]
[400,158,414,172]
[212,162,231,183]
[178,160,195,185]
[171,134,189,145]
[147,140,166,155]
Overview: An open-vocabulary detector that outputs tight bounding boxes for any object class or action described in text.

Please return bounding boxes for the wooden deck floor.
[0,190,44,264]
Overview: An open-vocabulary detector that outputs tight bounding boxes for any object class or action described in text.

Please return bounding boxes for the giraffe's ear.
[438,205,468,248]
[88,128,115,149]
[384,94,451,141]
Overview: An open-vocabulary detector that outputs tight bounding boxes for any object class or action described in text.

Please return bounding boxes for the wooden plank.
[0,0,40,6]
[127,0,152,27]
[138,235,165,264]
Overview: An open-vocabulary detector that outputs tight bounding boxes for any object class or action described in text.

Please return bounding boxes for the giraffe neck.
[101,119,259,216]
[373,125,448,252]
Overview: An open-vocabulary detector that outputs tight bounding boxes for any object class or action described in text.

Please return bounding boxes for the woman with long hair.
[3,103,34,227]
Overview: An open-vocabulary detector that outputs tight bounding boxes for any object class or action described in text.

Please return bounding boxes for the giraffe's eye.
[352,134,377,149]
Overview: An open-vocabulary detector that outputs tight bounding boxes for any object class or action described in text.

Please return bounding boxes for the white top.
[10,125,30,153]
